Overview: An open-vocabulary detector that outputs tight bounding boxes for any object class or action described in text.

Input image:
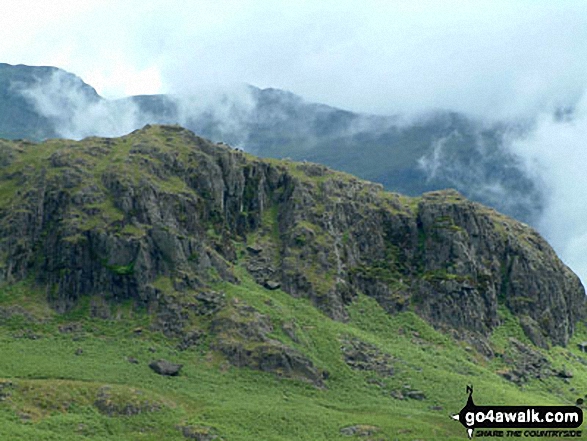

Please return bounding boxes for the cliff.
[0,124,582,352]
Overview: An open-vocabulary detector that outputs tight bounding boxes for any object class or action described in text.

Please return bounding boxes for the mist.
[2,1,586,118]
[417,129,541,221]
[13,69,257,144]
[14,70,144,139]
[511,95,587,283]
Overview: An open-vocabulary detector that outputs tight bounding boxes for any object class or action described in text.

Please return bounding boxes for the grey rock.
[390,390,405,400]
[179,425,219,440]
[18,412,32,421]
[149,359,183,376]
[500,338,553,384]
[341,336,395,377]
[282,320,299,343]
[94,386,161,416]
[406,390,426,400]
[0,306,37,323]
[340,425,380,437]
[246,244,263,255]
[58,322,83,334]
[263,280,281,290]
[0,381,14,401]
[195,291,225,315]
[520,315,549,349]
[557,367,573,379]
[177,330,203,351]
[211,302,324,387]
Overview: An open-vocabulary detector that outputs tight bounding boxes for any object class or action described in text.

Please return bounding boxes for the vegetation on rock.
[0,124,584,440]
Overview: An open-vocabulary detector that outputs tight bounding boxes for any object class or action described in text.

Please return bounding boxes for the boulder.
[406,390,426,400]
[263,280,281,290]
[179,425,219,440]
[149,359,183,376]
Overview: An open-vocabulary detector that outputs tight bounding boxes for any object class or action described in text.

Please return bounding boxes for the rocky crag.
[0,125,583,384]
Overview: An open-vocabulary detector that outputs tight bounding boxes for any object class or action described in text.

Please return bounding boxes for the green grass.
[1,270,585,440]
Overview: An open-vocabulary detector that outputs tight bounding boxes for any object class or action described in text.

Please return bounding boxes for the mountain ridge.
[0,62,542,224]
[0,124,585,440]
[0,124,581,346]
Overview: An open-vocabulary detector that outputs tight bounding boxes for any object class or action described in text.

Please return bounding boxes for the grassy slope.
[1,265,586,440]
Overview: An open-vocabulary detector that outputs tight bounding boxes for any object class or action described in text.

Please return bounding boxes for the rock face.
[0,124,583,351]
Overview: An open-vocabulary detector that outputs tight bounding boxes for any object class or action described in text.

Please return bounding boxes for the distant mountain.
[0,63,99,140]
[0,63,542,223]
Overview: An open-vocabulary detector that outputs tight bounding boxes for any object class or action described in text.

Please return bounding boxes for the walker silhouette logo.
[450,386,583,439]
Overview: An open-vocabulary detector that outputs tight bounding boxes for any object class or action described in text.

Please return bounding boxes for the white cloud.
[2,0,586,117]
[17,69,144,139]
[84,61,163,99]
[511,93,587,282]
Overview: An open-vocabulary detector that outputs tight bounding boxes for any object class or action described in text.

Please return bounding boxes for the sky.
[1,0,586,118]
[2,0,587,282]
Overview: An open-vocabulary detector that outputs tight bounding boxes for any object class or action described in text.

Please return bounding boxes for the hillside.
[0,125,585,440]
[0,63,541,224]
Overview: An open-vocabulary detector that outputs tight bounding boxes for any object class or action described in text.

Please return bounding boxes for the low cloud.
[416,122,543,224]
[15,70,145,139]
[511,93,587,283]
[4,1,587,119]
[171,84,258,149]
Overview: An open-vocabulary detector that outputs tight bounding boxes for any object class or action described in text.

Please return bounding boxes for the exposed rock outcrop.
[211,301,325,386]
[178,425,220,441]
[94,386,162,416]
[0,125,583,349]
[499,338,553,384]
[340,424,380,437]
[340,336,395,377]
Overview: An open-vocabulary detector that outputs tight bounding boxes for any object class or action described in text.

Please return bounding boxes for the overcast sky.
[1,0,586,118]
